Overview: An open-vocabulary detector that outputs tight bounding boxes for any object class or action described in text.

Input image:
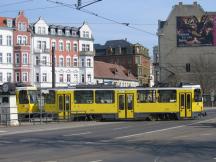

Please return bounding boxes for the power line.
[46,0,157,36]
[0,0,34,8]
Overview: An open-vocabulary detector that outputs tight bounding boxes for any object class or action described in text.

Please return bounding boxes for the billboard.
[177,15,216,47]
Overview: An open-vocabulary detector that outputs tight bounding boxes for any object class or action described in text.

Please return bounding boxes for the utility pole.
[52,47,56,88]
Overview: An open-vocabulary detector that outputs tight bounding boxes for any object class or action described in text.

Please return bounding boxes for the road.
[0,108,216,162]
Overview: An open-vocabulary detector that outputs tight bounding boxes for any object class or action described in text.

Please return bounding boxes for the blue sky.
[1,0,215,56]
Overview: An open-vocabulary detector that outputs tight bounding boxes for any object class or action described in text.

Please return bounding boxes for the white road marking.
[115,117,216,140]
[89,160,103,162]
[113,126,130,130]
[0,131,6,133]
[63,131,91,136]
[0,140,13,144]
[213,157,216,160]
[115,125,185,139]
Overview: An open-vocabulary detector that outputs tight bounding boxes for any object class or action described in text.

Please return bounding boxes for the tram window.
[44,90,55,104]
[137,90,156,103]
[29,90,38,104]
[194,89,202,102]
[127,95,133,110]
[74,90,93,104]
[187,94,191,108]
[118,95,125,110]
[95,90,114,104]
[158,90,176,103]
[19,90,29,104]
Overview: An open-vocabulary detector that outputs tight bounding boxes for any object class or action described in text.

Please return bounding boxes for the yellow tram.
[16,86,39,114]
[44,85,204,120]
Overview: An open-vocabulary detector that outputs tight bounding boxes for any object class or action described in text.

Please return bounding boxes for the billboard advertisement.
[177,15,216,47]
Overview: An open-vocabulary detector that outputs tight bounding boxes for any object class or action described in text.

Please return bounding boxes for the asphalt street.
[0,108,215,162]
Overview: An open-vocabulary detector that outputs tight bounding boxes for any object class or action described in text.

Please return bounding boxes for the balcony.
[34,48,50,54]
[79,51,95,56]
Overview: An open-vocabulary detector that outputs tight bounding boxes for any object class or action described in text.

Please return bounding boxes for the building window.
[0,35,2,45]
[36,73,39,82]
[42,73,47,82]
[0,72,2,82]
[51,41,56,48]
[82,44,90,51]
[81,74,85,83]
[23,36,27,45]
[7,35,12,46]
[16,72,20,82]
[87,74,91,82]
[22,73,28,82]
[42,56,47,65]
[0,53,2,63]
[6,19,12,28]
[72,31,77,36]
[42,27,46,34]
[7,53,12,63]
[87,59,91,67]
[15,53,20,64]
[83,31,89,38]
[37,41,41,49]
[73,58,78,67]
[186,63,190,72]
[59,57,64,67]
[36,56,40,65]
[17,36,22,45]
[66,42,71,52]
[51,28,55,35]
[73,43,78,52]
[81,59,85,67]
[59,74,64,82]
[42,41,46,51]
[59,41,64,51]
[7,72,12,82]
[18,22,27,31]
[135,56,141,65]
[65,30,70,36]
[66,57,71,66]
[67,74,71,82]
[38,27,41,34]
[22,53,28,65]
[74,74,78,83]
[58,29,62,35]
[138,67,142,76]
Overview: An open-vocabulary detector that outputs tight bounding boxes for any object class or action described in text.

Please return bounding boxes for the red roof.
[94,61,137,81]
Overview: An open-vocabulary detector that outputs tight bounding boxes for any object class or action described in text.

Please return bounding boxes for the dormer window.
[83,31,89,38]
[18,22,27,31]
[42,27,46,34]
[72,31,77,36]
[51,28,55,35]
[38,27,41,34]
[6,19,12,28]
[65,30,70,36]
[58,29,62,35]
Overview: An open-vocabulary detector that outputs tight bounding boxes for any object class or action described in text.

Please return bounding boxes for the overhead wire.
[0,0,34,8]
[46,0,157,37]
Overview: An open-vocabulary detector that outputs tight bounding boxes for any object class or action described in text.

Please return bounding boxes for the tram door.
[179,93,192,118]
[58,94,71,119]
[118,93,134,119]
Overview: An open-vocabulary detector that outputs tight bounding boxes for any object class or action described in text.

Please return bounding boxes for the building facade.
[94,39,151,86]
[0,11,95,88]
[157,2,216,93]
[31,18,94,88]
[0,17,13,84]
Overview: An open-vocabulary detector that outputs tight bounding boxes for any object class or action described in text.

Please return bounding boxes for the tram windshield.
[194,89,202,102]
[19,90,29,104]
[29,90,38,104]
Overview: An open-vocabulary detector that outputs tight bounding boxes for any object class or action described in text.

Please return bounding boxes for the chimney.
[193,1,198,6]
[18,10,24,15]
